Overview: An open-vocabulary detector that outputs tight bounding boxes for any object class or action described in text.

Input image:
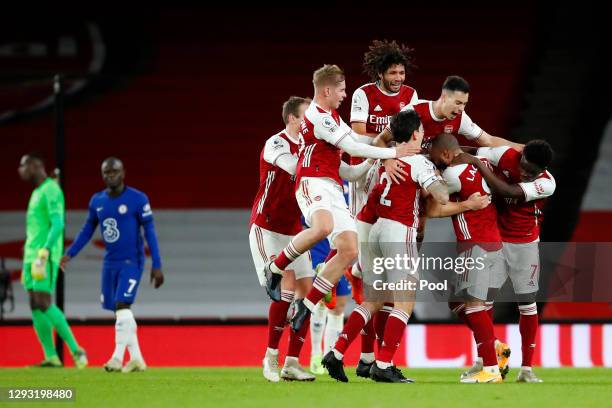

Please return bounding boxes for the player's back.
[90,186,150,265]
[375,154,437,229]
[250,131,302,236]
[443,159,501,251]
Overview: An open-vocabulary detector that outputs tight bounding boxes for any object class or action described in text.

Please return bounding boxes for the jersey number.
[102,218,120,243]
[379,173,392,207]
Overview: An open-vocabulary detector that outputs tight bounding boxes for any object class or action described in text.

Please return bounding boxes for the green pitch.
[1,367,611,408]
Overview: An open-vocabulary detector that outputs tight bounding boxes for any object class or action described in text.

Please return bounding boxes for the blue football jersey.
[68,186,161,268]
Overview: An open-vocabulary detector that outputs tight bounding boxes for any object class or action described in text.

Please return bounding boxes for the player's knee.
[115,302,131,311]
[313,224,333,240]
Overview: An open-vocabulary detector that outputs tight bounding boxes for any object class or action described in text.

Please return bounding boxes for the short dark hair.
[431,133,460,151]
[24,153,45,165]
[363,39,416,82]
[282,96,311,125]
[390,110,421,143]
[442,75,470,94]
[523,140,553,169]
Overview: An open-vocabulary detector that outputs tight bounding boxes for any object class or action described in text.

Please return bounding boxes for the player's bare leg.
[264,210,334,301]
[371,296,415,383]
[291,227,358,332]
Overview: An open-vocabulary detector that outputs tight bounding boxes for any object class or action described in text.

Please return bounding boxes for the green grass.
[1,367,611,408]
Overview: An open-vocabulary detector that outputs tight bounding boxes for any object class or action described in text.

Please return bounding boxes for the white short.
[455,246,504,301]
[366,217,419,285]
[296,177,357,247]
[491,241,540,294]
[248,224,314,287]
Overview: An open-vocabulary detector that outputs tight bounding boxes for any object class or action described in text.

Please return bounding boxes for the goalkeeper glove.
[32,248,50,281]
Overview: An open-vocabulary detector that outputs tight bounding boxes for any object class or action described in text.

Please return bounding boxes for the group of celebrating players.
[249,40,555,384]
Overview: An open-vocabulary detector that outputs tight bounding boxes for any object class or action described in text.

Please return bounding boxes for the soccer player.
[263,65,418,334]
[459,140,555,383]
[322,110,444,383]
[17,154,87,368]
[61,157,163,373]
[349,40,418,368]
[249,96,317,382]
[349,39,418,215]
[428,133,507,383]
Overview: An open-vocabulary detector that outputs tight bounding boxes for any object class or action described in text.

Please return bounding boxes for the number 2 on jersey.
[379,173,392,207]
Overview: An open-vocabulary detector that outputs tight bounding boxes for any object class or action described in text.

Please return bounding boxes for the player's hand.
[32,248,49,281]
[394,142,421,159]
[512,143,525,153]
[465,192,491,211]
[383,158,409,184]
[60,255,71,271]
[150,268,164,289]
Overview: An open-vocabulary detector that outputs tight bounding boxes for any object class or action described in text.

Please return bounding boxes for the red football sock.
[287,314,310,358]
[267,291,293,349]
[274,241,303,271]
[465,305,497,367]
[374,304,393,350]
[305,276,333,308]
[360,319,376,354]
[518,303,538,367]
[378,309,410,363]
[335,305,371,355]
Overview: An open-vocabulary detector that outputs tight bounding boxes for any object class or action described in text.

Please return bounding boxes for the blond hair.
[313,64,345,88]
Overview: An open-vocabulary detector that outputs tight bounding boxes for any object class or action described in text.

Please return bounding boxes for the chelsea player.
[61,157,164,372]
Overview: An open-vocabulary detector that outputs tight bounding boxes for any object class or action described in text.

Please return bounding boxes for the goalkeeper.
[18,154,87,368]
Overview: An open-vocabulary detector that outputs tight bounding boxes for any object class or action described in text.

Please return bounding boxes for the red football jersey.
[477,146,556,243]
[296,102,353,187]
[443,159,502,252]
[375,155,439,228]
[250,130,302,236]
[349,83,417,165]
[400,100,484,150]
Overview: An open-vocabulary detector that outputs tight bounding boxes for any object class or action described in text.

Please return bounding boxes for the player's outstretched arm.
[274,154,298,176]
[426,192,490,218]
[457,153,524,199]
[478,131,524,152]
[338,159,374,181]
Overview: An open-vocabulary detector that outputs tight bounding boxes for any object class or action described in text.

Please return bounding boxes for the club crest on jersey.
[118,204,128,214]
[322,117,334,128]
[399,102,406,109]
[444,125,454,134]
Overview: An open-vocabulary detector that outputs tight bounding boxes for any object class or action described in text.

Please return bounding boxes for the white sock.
[122,309,144,362]
[521,366,532,372]
[360,352,375,364]
[332,348,343,360]
[284,356,299,366]
[112,309,131,362]
[323,312,344,356]
[310,303,327,356]
[475,356,483,365]
[376,360,391,369]
[303,298,315,312]
[266,347,279,356]
[484,365,500,375]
